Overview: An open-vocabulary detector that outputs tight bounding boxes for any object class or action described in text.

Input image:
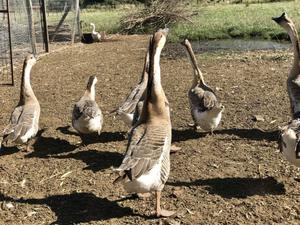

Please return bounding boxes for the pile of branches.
[120,0,192,34]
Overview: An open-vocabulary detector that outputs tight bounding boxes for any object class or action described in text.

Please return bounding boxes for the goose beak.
[157,28,169,37]
[35,55,40,61]
[272,12,287,24]
[180,39,190,47]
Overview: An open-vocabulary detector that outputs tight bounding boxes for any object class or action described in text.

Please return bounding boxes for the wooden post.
[71,0,80,44]
[50,4,71,42]
[25,0,37,55]
[41,0,49,52]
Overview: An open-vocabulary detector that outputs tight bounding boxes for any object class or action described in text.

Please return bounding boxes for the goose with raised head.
[272,12,300,117]
[90,23,101,42]
[111,51,149,127]
[0,54,40,151]
[114,29,175,217]
[72,76,103,144]
[273,13,300,167]
[181,39,224,134]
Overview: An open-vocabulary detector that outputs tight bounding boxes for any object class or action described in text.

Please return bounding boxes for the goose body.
[181,39,223,133]
[279,119,300,167]
[113,52,149,127]
[1,54,40,150]
[272,13,300,119]
[90,23,101,42]
[273,13,300,167]
[72,76,103,137]
[79,21,94,44]
[115,29,174,217]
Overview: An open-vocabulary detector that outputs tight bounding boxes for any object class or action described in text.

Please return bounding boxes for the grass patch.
[80,8,126,33]
[76,1,300,41]
[169,1,300,41]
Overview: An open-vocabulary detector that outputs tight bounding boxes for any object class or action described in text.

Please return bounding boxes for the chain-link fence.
[0,1,13,84]
[47,0,80,43]
[0,0,79,85]
[0,0,47,85]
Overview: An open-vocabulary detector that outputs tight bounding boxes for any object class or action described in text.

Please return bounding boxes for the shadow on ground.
[27,136,77,158]
[0,192,134,224]
[27,127,126,158]
[54,149,123,172]
[172,128,279,143]
[168,177,285,198]
[57,126,126,144]
[215,128,279,142]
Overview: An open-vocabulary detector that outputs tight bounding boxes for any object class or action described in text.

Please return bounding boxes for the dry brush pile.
[120,0,193,34]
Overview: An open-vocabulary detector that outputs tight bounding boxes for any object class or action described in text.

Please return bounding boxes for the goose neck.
[91,24,96,33]
[85,83,95,100]
[20,62,35,104]
[287,26,300,68]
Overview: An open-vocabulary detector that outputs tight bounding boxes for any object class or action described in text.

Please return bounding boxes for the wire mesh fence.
[47,0,80,43]
[0,6,13,85]
[0,0,46,85]
[0,0,79,85]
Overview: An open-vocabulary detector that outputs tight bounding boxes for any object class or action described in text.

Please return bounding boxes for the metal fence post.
[6,0,14,85]
[25,0,37,55]
[41,0,49,52]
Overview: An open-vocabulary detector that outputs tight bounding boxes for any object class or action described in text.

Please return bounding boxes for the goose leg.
[155,191,175,217]
[79,134,87,147]
[25,138,35,152]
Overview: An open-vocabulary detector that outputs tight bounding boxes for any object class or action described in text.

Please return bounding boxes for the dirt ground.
[0,35,299,225]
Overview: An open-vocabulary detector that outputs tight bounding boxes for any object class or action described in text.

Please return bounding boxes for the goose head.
[90,23,96,30]
[152,28,168,51]
[24,54,37,67]
[87,75,98,89]
[272,12,295,31]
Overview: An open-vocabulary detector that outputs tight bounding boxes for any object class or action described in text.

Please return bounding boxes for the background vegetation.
[79,0,300,41]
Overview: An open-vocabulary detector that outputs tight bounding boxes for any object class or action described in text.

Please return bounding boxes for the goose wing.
[115,81,147,114]
[73,99,101,120]
[115,124,169,181]
[2,105,24,135]
[3,104,39,141]
[189,85,218,111]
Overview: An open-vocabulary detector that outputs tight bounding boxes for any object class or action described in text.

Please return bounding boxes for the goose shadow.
[0,192,134,224]
[172,128,279,143]
[167,177,285,198]
[56,126,127,144]
[53,149,123,172]
[172,128,205,142]
[0,129,48,157]
[215,128,279,142]
[26,135,77,158]
[0,146,19,156]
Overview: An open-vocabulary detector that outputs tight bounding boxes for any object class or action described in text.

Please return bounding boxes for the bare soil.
[0,35,299,225]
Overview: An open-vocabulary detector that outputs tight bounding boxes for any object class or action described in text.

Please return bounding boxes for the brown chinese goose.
[0,54,40,151]
[181,39,224,134]
[114,29,175,217]
[273,13,300,167]
[72,76,103,144]
[111,51,149,127]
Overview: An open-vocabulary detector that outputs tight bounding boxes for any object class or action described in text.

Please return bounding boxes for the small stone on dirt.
[252,115,265,122]
[172,187,184,198]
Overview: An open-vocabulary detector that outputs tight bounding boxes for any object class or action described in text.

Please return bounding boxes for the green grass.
[77,1,300,41]
[169,0,300,42]
[80,9,125,33]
